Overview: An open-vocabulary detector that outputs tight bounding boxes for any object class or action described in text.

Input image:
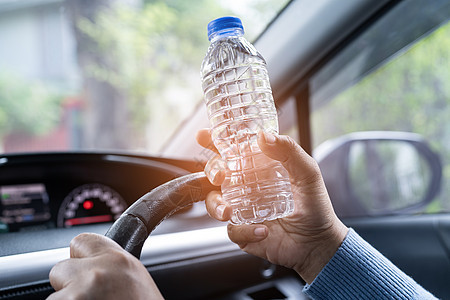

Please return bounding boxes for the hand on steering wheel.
[48,233,163,300]
[48,164,218,299]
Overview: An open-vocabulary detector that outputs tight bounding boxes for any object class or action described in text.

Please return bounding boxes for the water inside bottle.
[202,33,294,224]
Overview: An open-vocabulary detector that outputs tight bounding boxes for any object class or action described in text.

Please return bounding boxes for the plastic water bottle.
[201,16,294,224]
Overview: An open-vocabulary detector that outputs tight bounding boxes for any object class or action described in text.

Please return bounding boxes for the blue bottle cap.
[207,16,244,41]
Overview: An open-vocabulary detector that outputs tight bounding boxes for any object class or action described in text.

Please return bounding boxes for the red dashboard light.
[83,200,94,210]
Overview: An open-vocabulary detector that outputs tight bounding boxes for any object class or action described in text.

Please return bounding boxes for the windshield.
[0,0,290,155]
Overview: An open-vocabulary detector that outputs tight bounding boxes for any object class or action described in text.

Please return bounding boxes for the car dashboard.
[0,152,305,299]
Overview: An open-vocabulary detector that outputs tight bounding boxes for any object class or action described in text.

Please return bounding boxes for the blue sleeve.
[302,229,437,300]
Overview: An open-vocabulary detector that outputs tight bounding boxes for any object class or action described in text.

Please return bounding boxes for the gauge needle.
[65,215,113,226]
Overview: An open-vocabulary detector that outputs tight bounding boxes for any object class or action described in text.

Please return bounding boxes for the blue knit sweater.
[303,229,437,299]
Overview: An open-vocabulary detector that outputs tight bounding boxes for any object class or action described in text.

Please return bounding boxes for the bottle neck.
[209,28,244,43]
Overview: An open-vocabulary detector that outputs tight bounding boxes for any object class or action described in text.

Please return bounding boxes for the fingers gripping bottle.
[201,17,294,224]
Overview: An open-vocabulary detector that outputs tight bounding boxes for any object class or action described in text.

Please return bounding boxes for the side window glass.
[309,0,450,217]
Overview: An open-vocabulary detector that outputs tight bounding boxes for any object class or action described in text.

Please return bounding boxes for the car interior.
[0,0,449,299]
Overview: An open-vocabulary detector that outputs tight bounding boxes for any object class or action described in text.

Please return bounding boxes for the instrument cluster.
[0,152,202,233]
[0,182,127,232]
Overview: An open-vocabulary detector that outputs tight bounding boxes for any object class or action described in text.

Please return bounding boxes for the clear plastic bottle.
[201,16,294,224]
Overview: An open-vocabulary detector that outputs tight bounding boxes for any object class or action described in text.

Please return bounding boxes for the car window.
[0,0,290,155]
[309,0,450,215]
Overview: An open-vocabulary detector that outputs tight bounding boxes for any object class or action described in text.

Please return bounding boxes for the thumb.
[257,132,321,183]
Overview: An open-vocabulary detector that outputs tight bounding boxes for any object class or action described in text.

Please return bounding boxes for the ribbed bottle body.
[201,35,293,224]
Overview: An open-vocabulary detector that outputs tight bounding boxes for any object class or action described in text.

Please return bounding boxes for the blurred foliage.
[0,74,62,139]
[313,22,450,145]
[76,0,230,150]
[313,21,450,212]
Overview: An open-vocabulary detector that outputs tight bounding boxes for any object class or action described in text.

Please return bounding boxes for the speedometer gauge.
[57,184,127,228]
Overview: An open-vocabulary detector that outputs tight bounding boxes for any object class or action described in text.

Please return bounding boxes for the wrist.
[296,220,348,284]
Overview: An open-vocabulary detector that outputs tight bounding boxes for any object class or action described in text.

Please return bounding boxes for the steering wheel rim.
[105,172,218,258]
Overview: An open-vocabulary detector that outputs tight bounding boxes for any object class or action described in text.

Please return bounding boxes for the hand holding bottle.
[197,129,348,283]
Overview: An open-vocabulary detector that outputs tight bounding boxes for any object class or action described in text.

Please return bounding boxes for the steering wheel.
[105,172,218,258]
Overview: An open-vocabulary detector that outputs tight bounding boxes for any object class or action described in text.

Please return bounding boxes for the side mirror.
[314,132,442,218]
